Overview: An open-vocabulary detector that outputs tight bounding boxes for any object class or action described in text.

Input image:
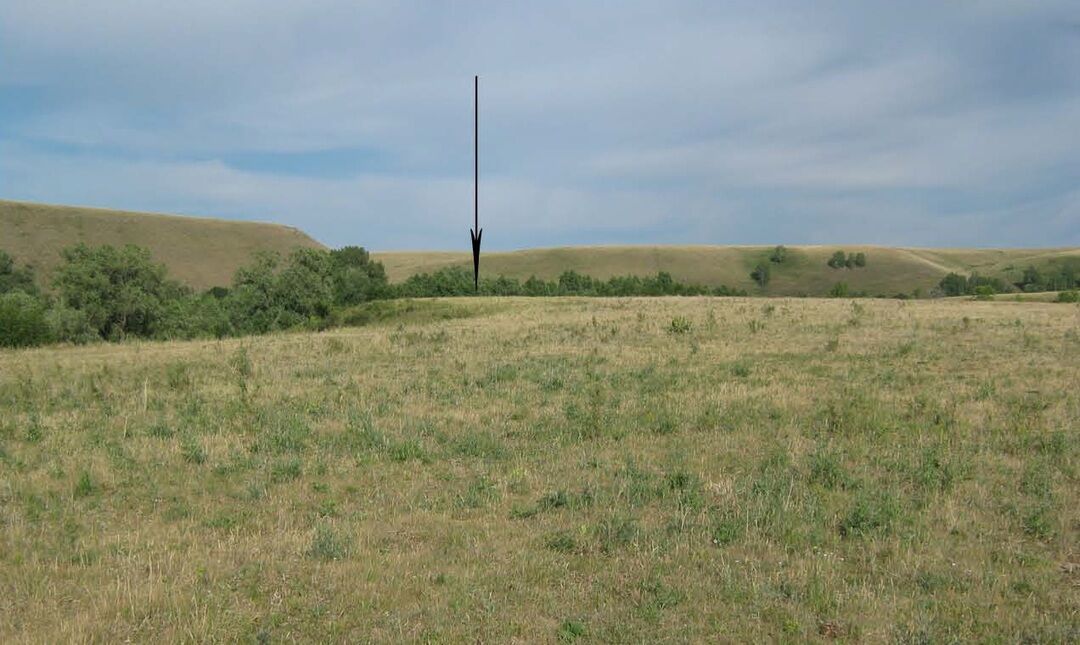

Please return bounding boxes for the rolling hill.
[374,245,1080,296]
[3,199,1074,296]
[0,200,325,289]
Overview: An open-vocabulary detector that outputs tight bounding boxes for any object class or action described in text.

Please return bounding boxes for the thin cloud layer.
[1,1,1078,248]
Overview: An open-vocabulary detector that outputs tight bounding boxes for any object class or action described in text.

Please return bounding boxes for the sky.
[1,1,1078,250]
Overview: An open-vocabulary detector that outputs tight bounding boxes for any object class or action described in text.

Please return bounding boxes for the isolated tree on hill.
[769,245,787,263]
[828,251,848,269]
[750,262,770,288]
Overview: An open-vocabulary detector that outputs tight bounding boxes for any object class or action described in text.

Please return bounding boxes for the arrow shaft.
[474,75,478,234]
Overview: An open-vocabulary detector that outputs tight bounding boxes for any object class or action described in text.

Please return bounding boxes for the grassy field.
[1,297,1077,641]
[0,200,325,290]
[375,245,1080,296]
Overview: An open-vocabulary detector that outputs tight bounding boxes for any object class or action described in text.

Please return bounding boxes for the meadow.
[1,296,1077,642]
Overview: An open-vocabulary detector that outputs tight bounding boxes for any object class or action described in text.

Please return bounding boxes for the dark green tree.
[750,263,770,287]
[52,244,184,340]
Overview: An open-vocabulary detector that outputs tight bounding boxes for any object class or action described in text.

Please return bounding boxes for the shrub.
[45,304,98,344]
[0,292,51,348]
[829,282,850,298]
[853,252,866,267]
[769,245,787,263]
[972,285,995,300]
[1056,290,1079,303]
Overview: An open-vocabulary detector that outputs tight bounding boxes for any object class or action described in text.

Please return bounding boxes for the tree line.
[0,245,745,348]
[936,260,1079,297]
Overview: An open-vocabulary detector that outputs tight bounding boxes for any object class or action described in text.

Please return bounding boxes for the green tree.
[769,245,787,263]
[827,251,848,269]
[329,246,388,305]
[750,263,770,287]
[853,252,866,268]
[938,273,968,297]
[52,244,184,340]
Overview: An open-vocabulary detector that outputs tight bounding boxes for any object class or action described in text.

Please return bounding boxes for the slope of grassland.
[375,245,1079,296]
[1,297,1077,641]
[0,200,325,289]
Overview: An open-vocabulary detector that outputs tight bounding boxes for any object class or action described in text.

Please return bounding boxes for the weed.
[230,346,254,405]
[593,515,640,553]
[270,458,303,483]
[181,436,207,465]
[307,523,350,561]
[544,531,577,553]
[808,449,853,490]
[840,491,899,537]
[669,316,692,334]
[165,362,191,391]
[557,620,587,642]
[732,360,752,378]
[73,471,94,498]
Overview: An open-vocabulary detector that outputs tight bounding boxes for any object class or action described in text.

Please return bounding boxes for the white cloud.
[1,1,1078,247]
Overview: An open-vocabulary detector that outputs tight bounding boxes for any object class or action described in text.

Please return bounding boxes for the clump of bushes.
[937,272,1010,297]
[827,251,866,269]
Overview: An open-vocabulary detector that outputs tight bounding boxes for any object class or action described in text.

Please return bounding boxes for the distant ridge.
[374,245,1080,297]
[0,200,325,289]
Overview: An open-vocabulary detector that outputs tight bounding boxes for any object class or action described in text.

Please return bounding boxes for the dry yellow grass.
[0,200,325,290]
[1,297,1077,641]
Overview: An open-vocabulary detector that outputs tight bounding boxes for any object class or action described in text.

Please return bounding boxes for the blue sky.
[1,1,1078,250]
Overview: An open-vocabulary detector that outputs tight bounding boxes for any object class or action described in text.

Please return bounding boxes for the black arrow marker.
[470,75,481,292]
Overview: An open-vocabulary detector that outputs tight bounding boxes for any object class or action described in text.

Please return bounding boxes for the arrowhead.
[470,228,483,291]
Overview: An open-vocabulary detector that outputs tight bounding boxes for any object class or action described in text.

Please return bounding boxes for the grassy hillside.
[0,200,325,290]
[375,245,1080,296]
[1,296,1076,640]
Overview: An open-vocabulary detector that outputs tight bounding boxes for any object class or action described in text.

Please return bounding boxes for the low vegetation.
[0,297,1075,641]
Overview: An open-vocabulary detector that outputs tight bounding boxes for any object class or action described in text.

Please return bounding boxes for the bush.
[1056,290,1079,303]
[827,251,848,269]
[769,245,787,263]
[853,252,866,267]
[0,292,51,347]
[972,285,995,301]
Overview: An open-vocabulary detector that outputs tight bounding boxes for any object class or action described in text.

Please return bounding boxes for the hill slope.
[0,200,325,289]
[374,245,1080,296]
